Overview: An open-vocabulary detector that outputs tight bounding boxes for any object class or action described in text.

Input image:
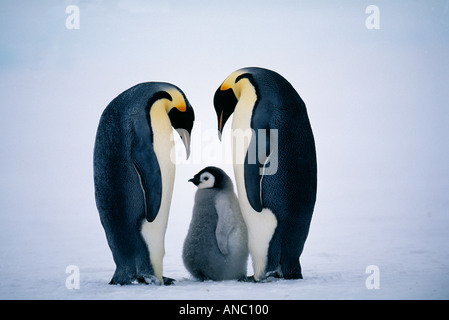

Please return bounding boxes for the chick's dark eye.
[203,177,209,181]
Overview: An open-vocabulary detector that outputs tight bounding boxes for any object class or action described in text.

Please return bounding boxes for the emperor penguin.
[213,67,317,281]
[94,82,194,285]
[183,166,248,281]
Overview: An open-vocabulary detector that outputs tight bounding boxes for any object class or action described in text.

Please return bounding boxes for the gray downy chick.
[183,166,248,281]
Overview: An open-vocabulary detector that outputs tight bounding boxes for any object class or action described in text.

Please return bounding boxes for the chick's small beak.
[188,176,200,186]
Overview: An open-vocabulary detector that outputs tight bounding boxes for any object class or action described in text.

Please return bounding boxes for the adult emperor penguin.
[183,166,248,281]
[94,82,194,285]
[213,67,317,281]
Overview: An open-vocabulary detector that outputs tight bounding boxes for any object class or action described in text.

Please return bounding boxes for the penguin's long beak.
[218,111,224,141]
[176,128,191,159]
[168,106,194,160]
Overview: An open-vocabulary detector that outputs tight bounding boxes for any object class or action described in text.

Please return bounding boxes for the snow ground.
[1,176,448,300]
[1,1,448,300]
[1,199,448,300]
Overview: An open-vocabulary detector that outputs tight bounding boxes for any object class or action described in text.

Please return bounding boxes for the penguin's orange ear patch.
[220,70,246,92]
[165,88,187,112]
[175,100,187,112]
[220,82,231,91]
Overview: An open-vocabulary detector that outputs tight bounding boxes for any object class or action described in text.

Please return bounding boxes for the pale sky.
[0,0,448,229]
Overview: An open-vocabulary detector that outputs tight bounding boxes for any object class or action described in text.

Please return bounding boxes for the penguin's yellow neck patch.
[164,88,187,113]
[220,70,252,100]
[144,89,180,284]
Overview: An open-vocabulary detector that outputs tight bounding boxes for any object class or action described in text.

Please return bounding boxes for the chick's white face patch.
[197,172,215,189]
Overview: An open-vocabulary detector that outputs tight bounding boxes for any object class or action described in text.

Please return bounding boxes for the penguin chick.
[183,166,248,281]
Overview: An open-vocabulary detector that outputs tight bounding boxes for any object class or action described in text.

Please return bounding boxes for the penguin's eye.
[197,172,215,189]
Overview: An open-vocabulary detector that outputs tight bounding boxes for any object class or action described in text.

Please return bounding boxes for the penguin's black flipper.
[244,157,262,213]
[244,126,276,213]
[132,150,162,223]
[131,120,162,223]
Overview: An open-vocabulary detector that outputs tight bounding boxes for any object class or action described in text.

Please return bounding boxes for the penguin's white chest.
[140,105,175,284]
[231,92,277,281]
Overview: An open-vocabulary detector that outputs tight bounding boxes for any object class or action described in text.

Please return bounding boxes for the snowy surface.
[1,1,448,300]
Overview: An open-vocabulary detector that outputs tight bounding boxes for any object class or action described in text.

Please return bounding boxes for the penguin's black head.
[154,87,194,159]
[213,71,254,140]
[188,166,232,190]
[214,87,237,140]
[168,101,194,159]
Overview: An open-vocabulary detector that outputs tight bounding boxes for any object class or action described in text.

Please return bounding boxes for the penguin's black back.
[94,83,159,225]
[243,68,317,278]
[93,82,172,284]
[241,67,317,216]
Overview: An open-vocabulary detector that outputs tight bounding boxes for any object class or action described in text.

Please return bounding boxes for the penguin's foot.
[109,278,132,285]
[163,276,176,286]
[262,271,283,283]
[137,276,148,284]
[136,275,162,285]
[266,271,282,279]
[238,271,283,283]
[238,275,257,283]
[139,276,175,285]
[109,272,134,285]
